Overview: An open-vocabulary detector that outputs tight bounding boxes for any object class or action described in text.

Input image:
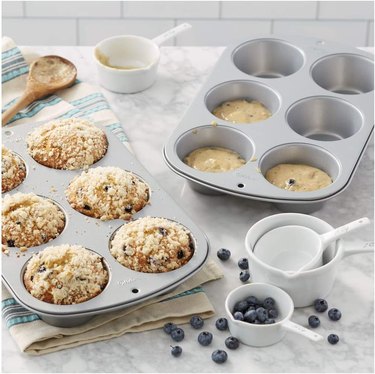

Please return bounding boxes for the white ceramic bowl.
[225,283,323,347]
[93,35,160,93]
[245,213,374,307]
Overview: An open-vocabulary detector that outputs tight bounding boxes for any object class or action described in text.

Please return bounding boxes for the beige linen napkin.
[1,37,223,355]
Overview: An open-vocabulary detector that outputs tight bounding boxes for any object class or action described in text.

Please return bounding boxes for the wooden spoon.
[2,55,77,126]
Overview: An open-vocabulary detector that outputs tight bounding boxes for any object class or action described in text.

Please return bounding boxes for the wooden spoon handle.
[2,91,36,126]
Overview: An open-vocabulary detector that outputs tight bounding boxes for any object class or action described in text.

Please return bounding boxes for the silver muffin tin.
[163,35,374,213]
[2,120,209,327]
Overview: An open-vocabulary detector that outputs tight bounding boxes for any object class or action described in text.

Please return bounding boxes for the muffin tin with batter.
[2,120,209,327]
[163,35,374,212]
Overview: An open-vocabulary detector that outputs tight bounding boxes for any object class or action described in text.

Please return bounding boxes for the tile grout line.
[219,0,222,19]
[316,0,320,20]
[76,19,80,46]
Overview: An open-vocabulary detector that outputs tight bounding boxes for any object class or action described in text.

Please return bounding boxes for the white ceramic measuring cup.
[225,283,323,347]
[94,23,191,93]
[245,213,374,307]
[254,217,370,275]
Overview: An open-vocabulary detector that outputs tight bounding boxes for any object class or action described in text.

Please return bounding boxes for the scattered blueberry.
[170,345,182,357]
[212,349,228,364]
[327,333,339,345]
[215,317,228,331]
[256,307,268,322]
[238,258,249,270]
[171,328,185,342]
[233,311,244,321]
[244,309,257,323]
[328,308,342,321]
[190,315,204,329]
[163,322,178,335]
[239,270,250,282]
[314,298,328,313]
[225,336,240,350]
[268,309,278,319]
[308,315,320,328]
[263,297,275,310]
[198,331,213,346]
[217,248,231,261]
[233,300,249,313]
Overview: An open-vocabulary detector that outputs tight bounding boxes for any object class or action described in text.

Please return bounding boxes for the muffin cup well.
[259,143,341,188]
[286,96,363,141]
[205,80,280,122]
[232,38,304,78]
[311,53,374,94]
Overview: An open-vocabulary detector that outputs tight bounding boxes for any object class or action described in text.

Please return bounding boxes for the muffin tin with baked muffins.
[2,119,209,327]
[163,35,374,213]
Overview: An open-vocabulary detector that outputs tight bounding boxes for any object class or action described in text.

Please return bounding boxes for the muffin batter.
[184,147,246,173]
[265,163,332,192]
[212,99,271,124]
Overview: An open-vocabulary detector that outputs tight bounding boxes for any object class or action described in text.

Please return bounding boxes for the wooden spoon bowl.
[2,55,77,126]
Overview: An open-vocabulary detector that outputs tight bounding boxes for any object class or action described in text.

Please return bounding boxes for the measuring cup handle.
[320,217,370,247]
[152,23,192,46]
[282,320,323,342]
[342,240,374,259]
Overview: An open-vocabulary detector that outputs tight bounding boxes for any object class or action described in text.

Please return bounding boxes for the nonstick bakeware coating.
[2,121,209,327]
[163,35,374,213]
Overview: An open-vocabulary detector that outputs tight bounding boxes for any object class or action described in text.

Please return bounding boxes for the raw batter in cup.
[265,163,332,192]
[213,99,271,124]
[184,146,246,173]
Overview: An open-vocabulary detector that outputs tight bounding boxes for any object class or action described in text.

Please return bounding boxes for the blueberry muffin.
[26,118,108,170]
[2,146,27,193]
[65,166,149,220]
[2,193,65,248]
[23,244,109,305]
[110,217,194,273]
[265,163,332,192]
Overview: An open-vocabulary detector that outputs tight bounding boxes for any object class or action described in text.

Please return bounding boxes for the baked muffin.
[265,163,332,192]
[26,118,108,170]
[65,166,149,220]
[110,216,194,273]
[23,244,109,305]
[2,192,65,248]
[2,146,27,193]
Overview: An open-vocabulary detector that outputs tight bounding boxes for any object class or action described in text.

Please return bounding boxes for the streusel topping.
[2,146,27,193]
[23,244,108,305]
[26,118,108,170]
[110,217,194,273]
[2,192,65,248]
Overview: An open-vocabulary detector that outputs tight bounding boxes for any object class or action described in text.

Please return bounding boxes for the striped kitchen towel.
[1,37,223,355]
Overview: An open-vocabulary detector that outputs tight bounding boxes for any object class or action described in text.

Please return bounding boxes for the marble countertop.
[2,46,374,373]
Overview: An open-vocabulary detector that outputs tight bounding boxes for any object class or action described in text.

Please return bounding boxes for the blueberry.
[190,315,204,329]
[256,307,268,323]
[217,248,231,261]
[268,309,278,319]
[225,336,240,350]
[263,297,275,310]
[233,300,249,313]
[264,319,276,324]
[215,317,228,331]
[211,349,228,364]
[239,270,250,283]
[171,328,185,342]
[233,311,244,321]
[244,309,257,323]
[170,345,182,357]
[245,296,259,306]
[163,322,178,335]
[327,333,339,345]
[308,315,320,328]
[328,308,342,321]
[237,257,249,270]
[198,331,213,346]
[314,298,328,313]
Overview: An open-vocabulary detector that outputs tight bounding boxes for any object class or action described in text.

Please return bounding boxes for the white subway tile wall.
[2,1,374,47]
